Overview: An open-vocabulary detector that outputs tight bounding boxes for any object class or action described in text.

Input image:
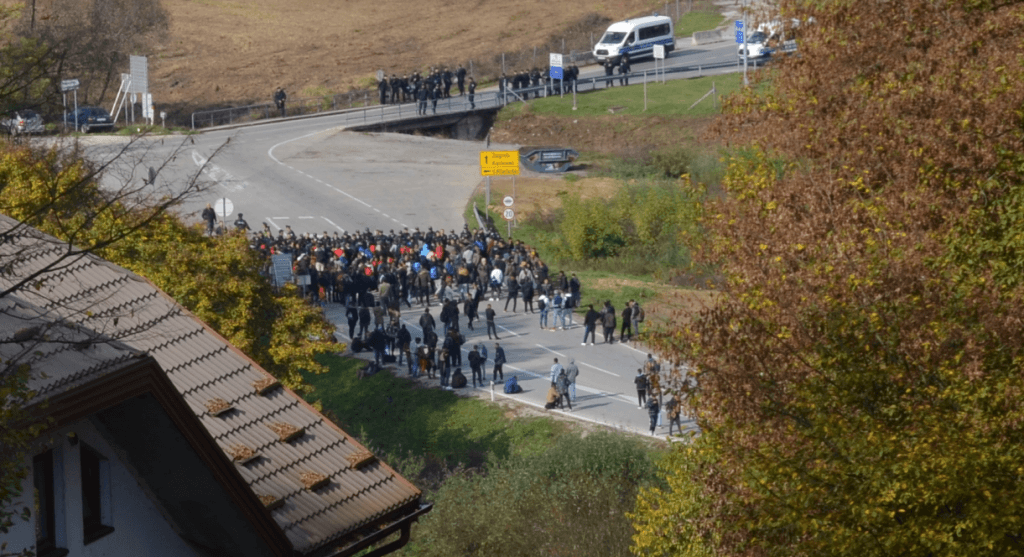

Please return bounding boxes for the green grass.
[520,73,743,118]
[303,354,566,481]
[675,11,729,37]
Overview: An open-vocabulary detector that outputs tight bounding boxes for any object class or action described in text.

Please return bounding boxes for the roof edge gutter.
[324,502,433,557]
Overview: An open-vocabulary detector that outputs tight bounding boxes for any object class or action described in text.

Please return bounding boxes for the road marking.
[321,217,344,232]
[382,213,390,218]
[534,344,620,377]
[298,216,315,219]
[191,150,249,193]
[268,131,377,210]
[265,218,281,231]
[373,208,381,213]
[272,216,289,219]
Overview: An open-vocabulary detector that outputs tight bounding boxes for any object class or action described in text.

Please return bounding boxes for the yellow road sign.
[480,150,520,176]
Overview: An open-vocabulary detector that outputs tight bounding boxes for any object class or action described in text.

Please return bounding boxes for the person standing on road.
[378,78,389,106]
[274,87,287,117]
[565,358,579,403]
[419,307,436,336]
[550,357,563,384]
[457,64,467,96]
[582,304,599,345]
[604,59,615,87]
[416,84,428,115]
[630,299,643,339]
[468,78,476,109]
[646,395,660,435]
[620,301,633,342]
[202,204,217,236]
[602,300,617,343]
[556,369,572,411]
[619,54,631,86]
[634,368,648,408]
[504,276,520,312]
[538,291,550,329]
[493,342,506,381]
[346,304,359,339]
[485,304,499,339]
[430,84,440,114]
[233,213,250,232]
[468,344,484,387]
[665,395,683,436]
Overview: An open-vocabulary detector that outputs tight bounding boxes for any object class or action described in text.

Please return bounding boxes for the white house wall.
[7,420,203,557]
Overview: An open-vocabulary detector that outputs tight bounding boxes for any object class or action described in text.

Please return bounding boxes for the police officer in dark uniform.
[468,77,476,109]
[430,84,440,114]
[378,77,389,105]
[530,68,541,99]
[619,54,631,86]
[456,65,467,95]
[273,87,287,117]
[604,59,615,87]
[443,68,453,98]
[416,84,428,115]
[234,213,250,232]
[390,74,400,104]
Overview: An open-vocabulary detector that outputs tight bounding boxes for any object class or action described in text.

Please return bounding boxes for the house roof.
[0,216,423,556]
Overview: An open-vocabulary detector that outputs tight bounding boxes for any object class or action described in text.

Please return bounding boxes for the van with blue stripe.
[593,15,675,66]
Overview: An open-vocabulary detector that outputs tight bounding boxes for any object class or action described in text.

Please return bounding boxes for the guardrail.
[190,57,748,131]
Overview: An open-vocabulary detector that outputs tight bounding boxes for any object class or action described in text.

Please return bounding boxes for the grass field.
[303,354,567,483]
[675,10,729,36]
[516,72,744,118]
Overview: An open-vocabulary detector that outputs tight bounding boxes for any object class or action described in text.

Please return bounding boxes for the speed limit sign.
[502,208,515,221]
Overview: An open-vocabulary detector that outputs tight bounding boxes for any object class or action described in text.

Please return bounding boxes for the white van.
[593,15,675,65]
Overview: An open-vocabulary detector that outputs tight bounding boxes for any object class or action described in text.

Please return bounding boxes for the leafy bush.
[650,147,693,179]
[406,432,660,557]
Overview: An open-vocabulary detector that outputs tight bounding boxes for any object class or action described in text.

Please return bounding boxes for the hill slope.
[152,0,667,113]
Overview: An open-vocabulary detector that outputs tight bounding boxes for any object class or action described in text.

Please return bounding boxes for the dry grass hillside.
[151,0,666,112]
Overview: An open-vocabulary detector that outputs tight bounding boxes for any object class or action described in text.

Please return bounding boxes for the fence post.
[502,53,505,74]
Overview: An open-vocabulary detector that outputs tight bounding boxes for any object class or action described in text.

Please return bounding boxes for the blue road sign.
[736,30,744,43]
[735,20,743,29]
[550,66,563,80]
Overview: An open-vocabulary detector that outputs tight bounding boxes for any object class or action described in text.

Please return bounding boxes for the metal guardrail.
[189,57,746,131]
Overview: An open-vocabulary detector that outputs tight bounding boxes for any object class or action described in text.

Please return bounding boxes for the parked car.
[1,109,45,135]
[63,107,114,133]
[738,31,772,59]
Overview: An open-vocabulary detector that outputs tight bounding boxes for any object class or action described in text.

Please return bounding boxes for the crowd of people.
[243,222,615,385]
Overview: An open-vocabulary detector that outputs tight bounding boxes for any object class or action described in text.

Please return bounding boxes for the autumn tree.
[634,0,1024,556]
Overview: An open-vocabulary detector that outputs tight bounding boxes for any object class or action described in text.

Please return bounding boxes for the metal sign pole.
[74,90,78,131]
[743,11,749,86]
[644,71,648,111]
[486,176,491,209]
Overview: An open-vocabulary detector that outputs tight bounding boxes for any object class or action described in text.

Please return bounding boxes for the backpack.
[538,298,546,311]
[504,376,522,394]
[637,305,646,322]
[430,266,439,280]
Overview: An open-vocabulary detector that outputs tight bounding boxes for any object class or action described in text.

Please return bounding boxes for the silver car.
[1,109,45,135]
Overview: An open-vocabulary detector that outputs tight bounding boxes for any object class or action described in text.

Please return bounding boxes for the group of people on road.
[635,353,683,436]
[232,220,672,433]
[376,66,478,114]
[497,65,581,100]
[603,54,632,86]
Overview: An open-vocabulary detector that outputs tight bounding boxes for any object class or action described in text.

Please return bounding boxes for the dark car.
[1,109,45,135]
[63,107,114,133]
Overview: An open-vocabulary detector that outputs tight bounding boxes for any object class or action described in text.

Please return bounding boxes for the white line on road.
[272,216,290,219]
[267,131,374,208]
[321,217,344,232]
[534,344,620,377]
[265,218,281,231]
[298,216,315,219]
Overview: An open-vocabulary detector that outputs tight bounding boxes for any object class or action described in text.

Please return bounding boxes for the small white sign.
[549,53,563,68]
[502,208,515,221]
[214,198,234,220]
[60,79,80,92]
[653,44,666,59]
[503,196,514,207]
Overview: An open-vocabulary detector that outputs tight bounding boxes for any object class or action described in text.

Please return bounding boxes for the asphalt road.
[77,42,732,437]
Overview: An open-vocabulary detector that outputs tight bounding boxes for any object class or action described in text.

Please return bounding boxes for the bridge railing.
[190,57,746,130]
